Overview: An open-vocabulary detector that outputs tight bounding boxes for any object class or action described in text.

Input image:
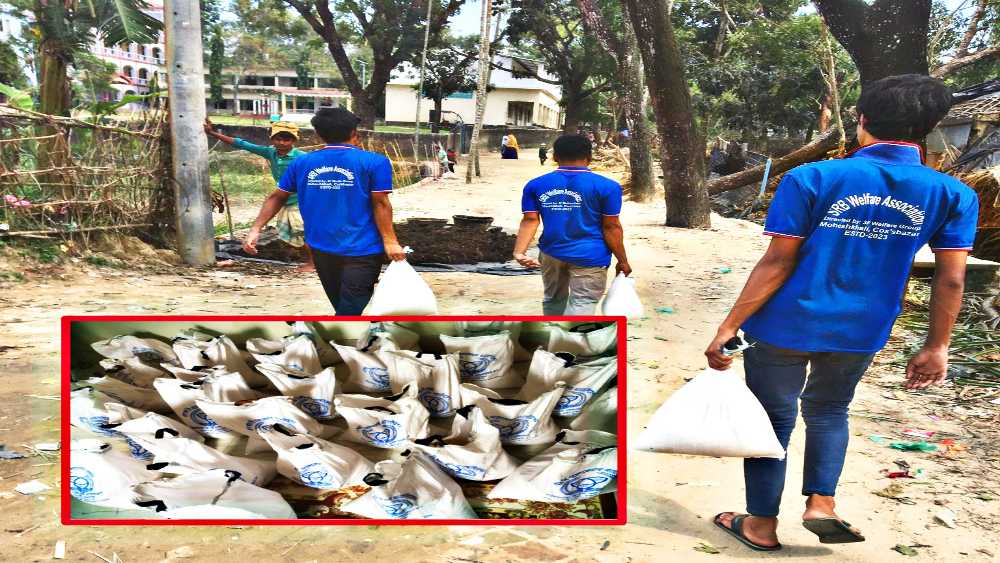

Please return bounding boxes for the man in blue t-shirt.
[513,134,632,315]
[242,108,406,315]
[705,75,979,552]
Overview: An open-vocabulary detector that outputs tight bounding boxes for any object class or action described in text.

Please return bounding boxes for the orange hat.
[270,122,299,140]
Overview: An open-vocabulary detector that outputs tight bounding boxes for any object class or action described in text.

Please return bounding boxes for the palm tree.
[466,0,493,184]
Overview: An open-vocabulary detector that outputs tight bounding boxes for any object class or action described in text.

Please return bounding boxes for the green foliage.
[208,25,226,103]
[0,271,26,283]
[0,38,28,89]
[410,36,479,107]
[17,241,61,264]
[0,83,34,110]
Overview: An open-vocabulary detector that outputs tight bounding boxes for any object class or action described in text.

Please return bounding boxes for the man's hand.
[203,119,215,135]
[242,227,261,255]
[905,345,949,390]
[384,242,406,261]
[615,260,632,276]
[704,327,738,370]
[514,252,540,268]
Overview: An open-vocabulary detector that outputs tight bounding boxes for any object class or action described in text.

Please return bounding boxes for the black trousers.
[312,249,384,315]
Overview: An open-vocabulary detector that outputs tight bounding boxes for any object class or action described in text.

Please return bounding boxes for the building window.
[152,47,161,61]
[244,75,259,86]
[138,68,148,80]
[260,76,275,86]
[123,65,134,78]
[138,45,146,57]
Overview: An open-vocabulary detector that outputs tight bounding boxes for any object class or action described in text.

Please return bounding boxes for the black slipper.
[802,517,866,543]
[713,513,782,552]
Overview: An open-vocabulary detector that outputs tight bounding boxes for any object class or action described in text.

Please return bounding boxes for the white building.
[205,68,350,121]
[0,5,35,87]
[384,54,562,129]
[89,5,167,105]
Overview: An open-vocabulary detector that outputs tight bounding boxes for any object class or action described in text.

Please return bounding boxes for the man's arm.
[513,212,541,268]
[704,237,803,369]
[243,189,291,254]
[601,215,631,276]
[204,119,236,146]
[371,192,405,261]
[905,251,967,389]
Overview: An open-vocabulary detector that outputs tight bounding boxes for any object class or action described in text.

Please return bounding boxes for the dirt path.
[0,155,997,562]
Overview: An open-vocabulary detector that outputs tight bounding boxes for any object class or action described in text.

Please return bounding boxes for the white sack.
[410,405,520,481]
[488,430,618,503]
[600,273,644,318]
[89,376,172,414]
[130,469,295,519]
[355,321,421,352]
[256,365,339,421]
[246,334,322,375]
[331,343,396,394]
[258,424,375,489]
[453,321,531,361]
[366,260,438,315]
[519,350,617,417]
[439,332,521,389]
[546,323,618,361]
[568,385,618,433]
[288,321,341,366]
[98,357,170,388]
[633,368,785,459]
[69,388,154,460]
[340,452,477,519]
[334,385,430,449]
[466,382,566,445]
[91,335,178,365]
[384,351,464,418]
[69,440,162,509]
[196,396,330,455]
[152,378,239,438]
[171,334,269,388]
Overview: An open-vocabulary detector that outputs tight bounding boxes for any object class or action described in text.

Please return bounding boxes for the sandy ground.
[0,155,998,562]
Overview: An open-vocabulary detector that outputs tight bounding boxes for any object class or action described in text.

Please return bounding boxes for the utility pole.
[413,0,434,162]
[165,0,215,265]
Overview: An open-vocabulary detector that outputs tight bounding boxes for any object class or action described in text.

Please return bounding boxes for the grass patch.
[215,220,254,236]
[17,241,61,264]
[84,254,123,268]
[0,271,25,282]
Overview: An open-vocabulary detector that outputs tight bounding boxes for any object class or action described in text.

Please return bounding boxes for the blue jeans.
[743,336,875,517]
[312,250,383,316]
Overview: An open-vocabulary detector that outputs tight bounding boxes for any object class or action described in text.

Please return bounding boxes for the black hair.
[311,107,360,143]
[553,134,592,162]
[856,74,952,142]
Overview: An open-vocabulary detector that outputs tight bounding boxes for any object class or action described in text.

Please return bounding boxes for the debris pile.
[394,215,516,264]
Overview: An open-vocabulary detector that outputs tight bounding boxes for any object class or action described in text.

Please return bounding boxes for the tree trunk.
[232,75,240,115]
[624,0,710,228]
[466,0,492,184]
[352,96,378,131]
[815,0,931,84]
[562,102,583,134]
[36,37,71,194]
[431,97,443,133]
[619,2,654,202]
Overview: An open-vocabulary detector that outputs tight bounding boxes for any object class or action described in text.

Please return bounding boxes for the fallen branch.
[0,105,164,140]
[706,130,840,195]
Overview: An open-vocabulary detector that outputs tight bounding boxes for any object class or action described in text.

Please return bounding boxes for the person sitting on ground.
[538,143,548,166]
[204,119,314,272]
[513,134,631,315]
[502,130,520,159]
[446,147,457,173]
[704,74,979,552]
[241,108,406,315]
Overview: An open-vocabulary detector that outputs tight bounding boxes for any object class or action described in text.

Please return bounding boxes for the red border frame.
[61,315,627,526]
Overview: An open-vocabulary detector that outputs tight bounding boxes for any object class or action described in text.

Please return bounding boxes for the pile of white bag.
[70,321,621,520]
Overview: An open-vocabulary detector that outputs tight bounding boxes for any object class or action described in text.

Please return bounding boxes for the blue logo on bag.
[69,466,100,502]
[125,437,154,460]
[488,415,537,442]
[79,415,117,437]
[358,419,401,447]
[181,405,228,437]
[553,467,617,501]
[362,366,390,390]
[555,387,596,416]
[376,493,418,518]
[245,416,298,433]
[298,462,336,488]
[417,389,452,417]
[458,353,497,381]
[293,397,333,420]
[429,455,485,479]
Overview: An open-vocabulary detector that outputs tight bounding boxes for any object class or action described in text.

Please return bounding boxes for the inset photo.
[62,317,624,524]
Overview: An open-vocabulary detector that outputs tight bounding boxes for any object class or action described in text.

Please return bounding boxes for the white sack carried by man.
[488,430,617,503]
[130,469,296,519]
[600,273,645,318]
[334,384,430,449]
[546,323,617,361]
[69,439,163,509]
[519,350,617,417]
[464,382,566,446]
[409,405,520,481]
[258,423,375,490]
[340,451,477,519]
[195,395,332,455]
[246,334,323,375]
[439,332,521,389]
[366,260,438,315]
[634,368,785,459]
[255,365,339,421]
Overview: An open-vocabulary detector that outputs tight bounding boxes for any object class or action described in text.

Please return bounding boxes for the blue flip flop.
[714,513,783,552]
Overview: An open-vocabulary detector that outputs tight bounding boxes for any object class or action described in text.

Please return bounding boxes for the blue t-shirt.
[278,144,392,256]
[743,142,979,353]
[521,166,623,267]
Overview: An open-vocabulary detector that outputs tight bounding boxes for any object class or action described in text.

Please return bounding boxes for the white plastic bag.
[410,405,520,481]
[366,260,438,315]
[258,424,375,489]
[256,365,339,421]
[334,384,430,449]
[546,323,618,361]
[288,321,341,366]
[69,388,155,460]
[569,385,618,433]
[634,368,785,459]
[340,452,477,519]
[453,321,531,361]
[355,321,421,352]
[69,440,162,509]
[246,334,322,375]
[153,378,239,438]
[91,335,178,365]
[600,274,644,318]
[384,351,464,418]
[89,376,172,414]
[130,469,296,519]
[331,343,396,394]
[196,396,331,455]
[488,430,617,503]
[466,382,566,445]
[171,333,269,388]
[117,421,276,485]
[439,332,520,389]
[519,350,617,417]
[98,357,169,388]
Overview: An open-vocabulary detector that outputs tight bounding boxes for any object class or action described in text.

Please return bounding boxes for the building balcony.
[96,46,163,65]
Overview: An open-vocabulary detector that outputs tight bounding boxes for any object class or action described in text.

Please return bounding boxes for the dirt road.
[0,155,997,562]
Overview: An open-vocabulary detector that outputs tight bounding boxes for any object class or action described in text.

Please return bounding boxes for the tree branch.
[575,0,623,60]
[705,130,841,195]
[956,0,987,57]
[932,43,1000,78]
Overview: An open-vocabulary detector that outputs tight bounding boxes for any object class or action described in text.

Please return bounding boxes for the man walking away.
[538,143,548,166]
[513,134,632,315]
[704,74,979,552]
[242,108,407,315]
